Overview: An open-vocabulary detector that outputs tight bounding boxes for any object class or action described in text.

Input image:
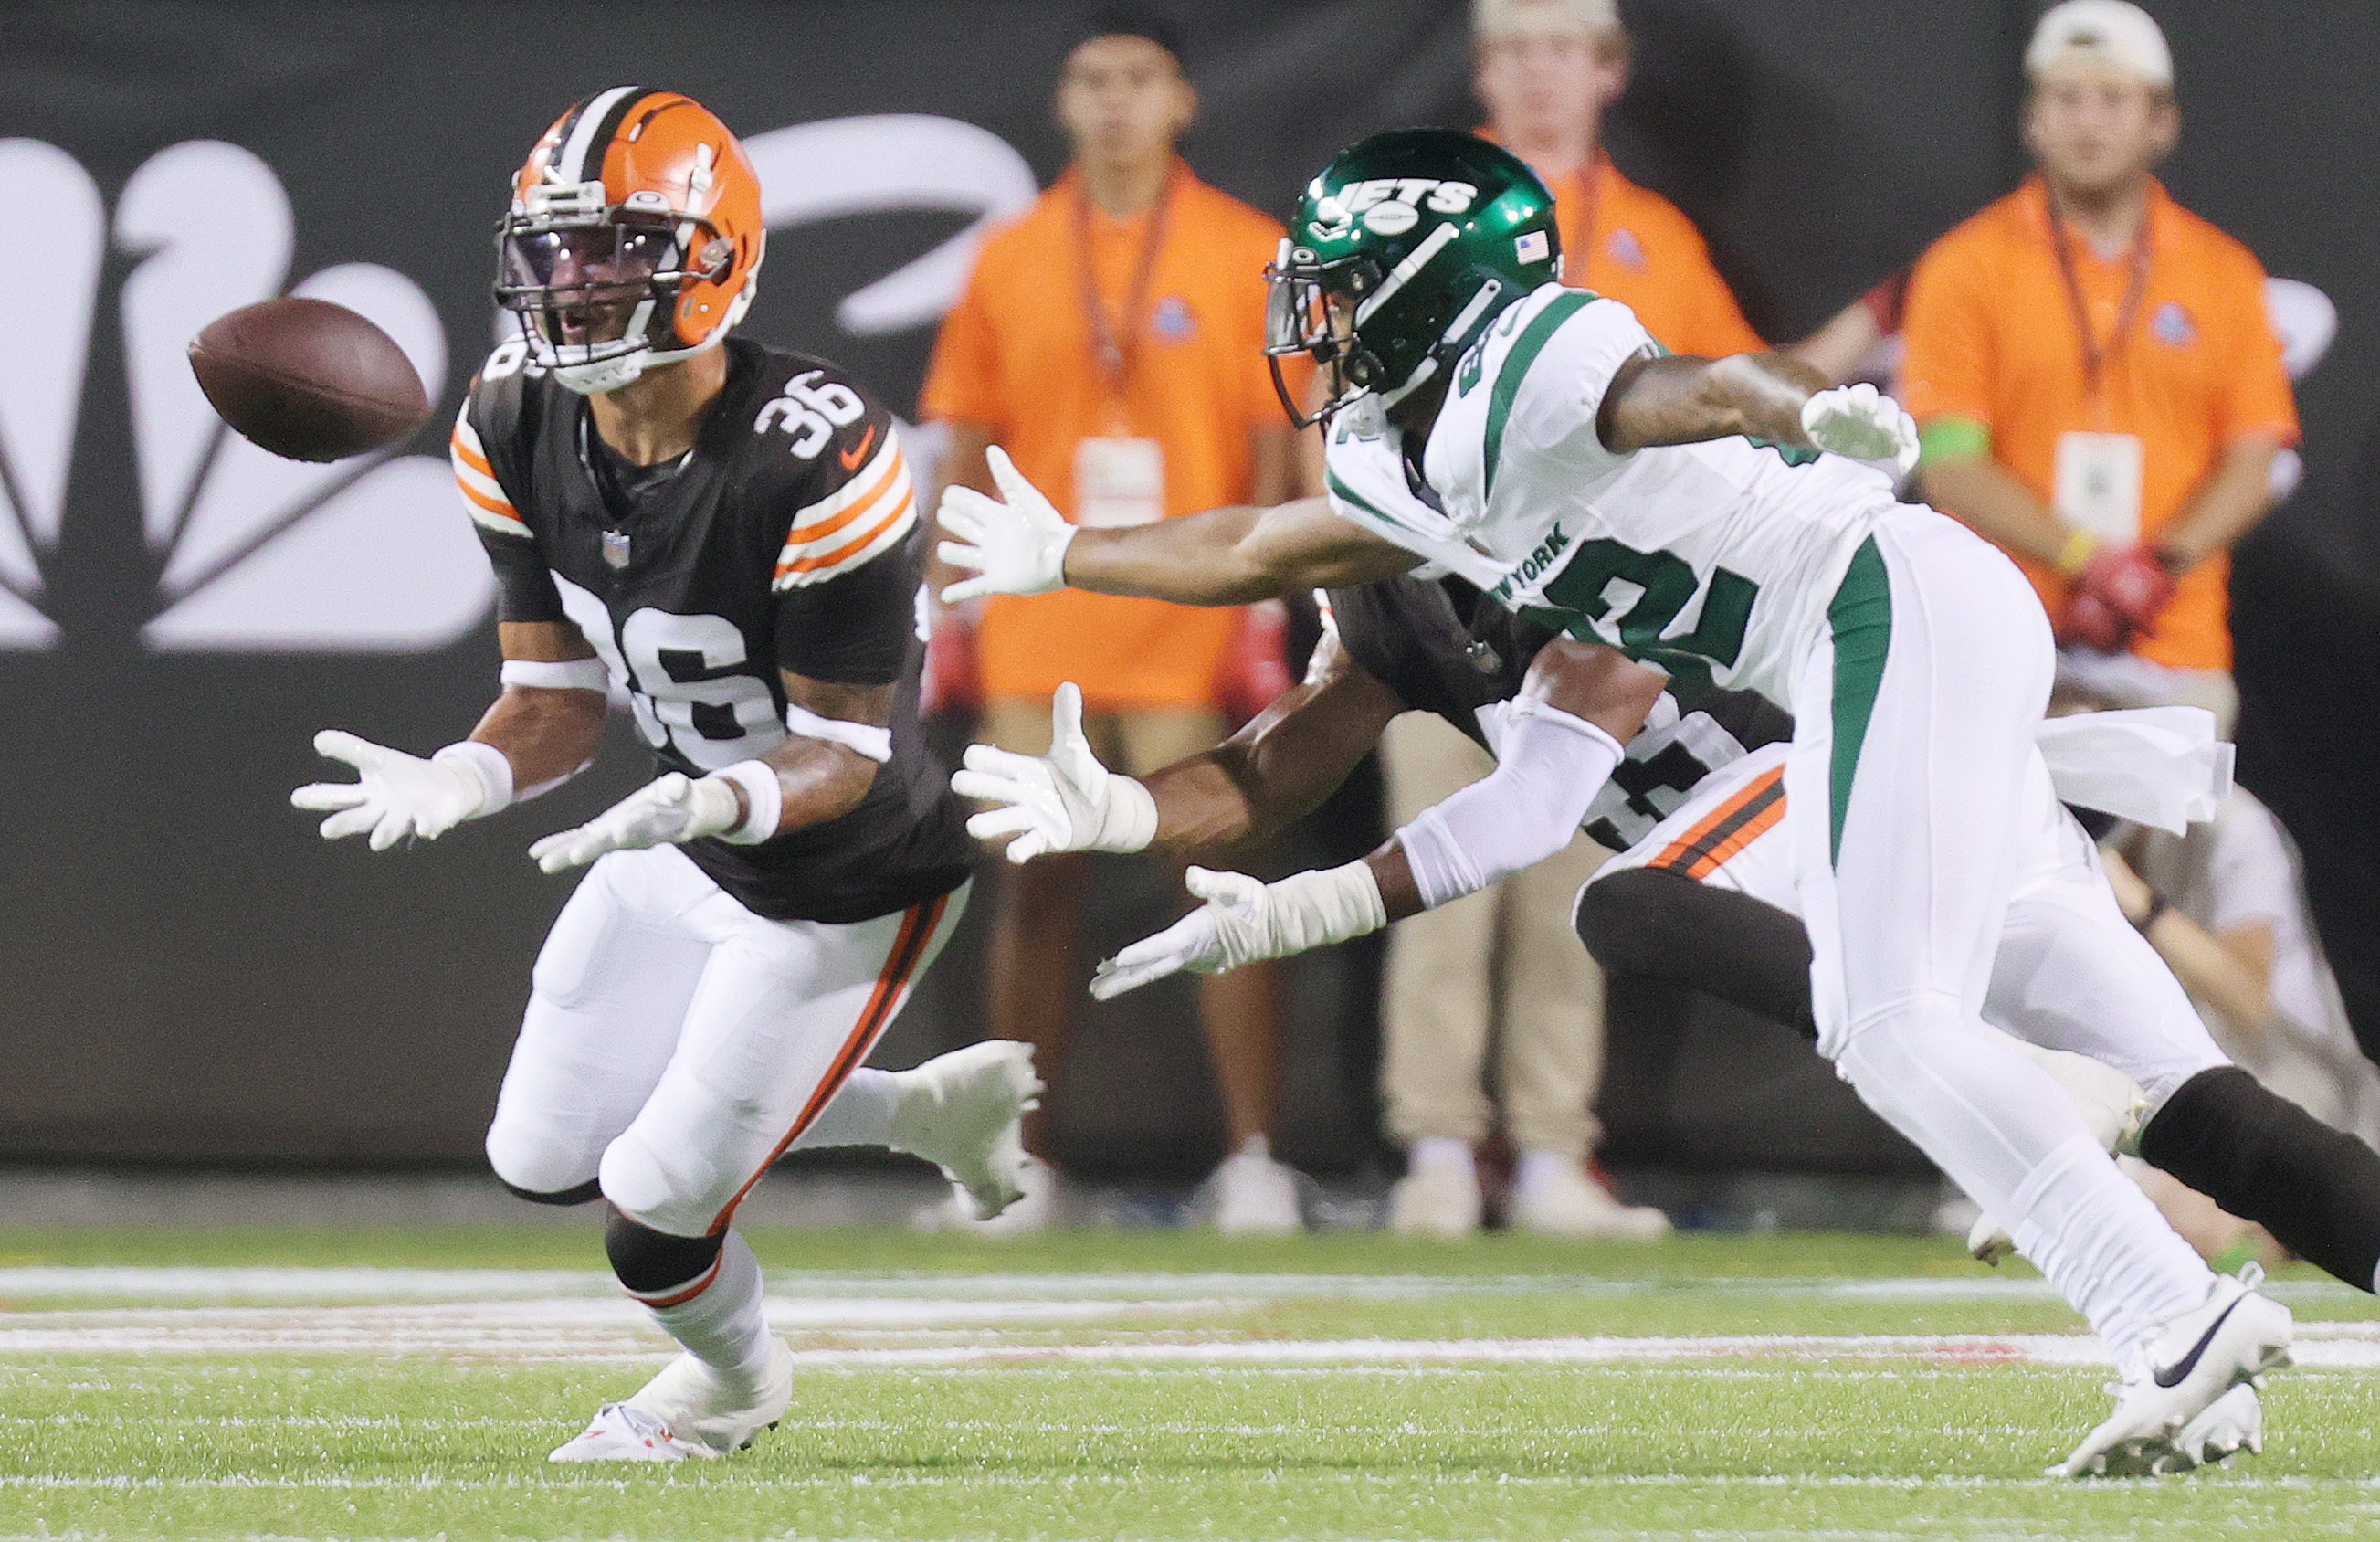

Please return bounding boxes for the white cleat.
[622,1336,794,1458]
[1210,1138,1303,1236]
[2054,1265,2292,1478]
[1510,1156,1670,1241]
[548,1402,716,1463]
[2157,1382,2264,1473]
[1390,1155,1482,1240]
[890,1040,1043,1222]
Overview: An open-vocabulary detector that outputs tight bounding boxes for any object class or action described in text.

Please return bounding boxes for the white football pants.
[484,844,966,1238]
[1785,508,2214,1353]
[1595,741,2231,1108]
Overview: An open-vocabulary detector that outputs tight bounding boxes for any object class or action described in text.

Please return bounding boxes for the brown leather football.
[187,297,431,463]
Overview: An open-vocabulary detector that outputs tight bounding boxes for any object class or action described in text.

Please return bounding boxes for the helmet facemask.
[494,181,742,396]
[1264,241,1390,430]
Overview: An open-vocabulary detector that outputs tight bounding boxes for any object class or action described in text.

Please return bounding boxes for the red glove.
[1218,600,1294,724]
[2059,543,2177,654]
[920,609,981,717]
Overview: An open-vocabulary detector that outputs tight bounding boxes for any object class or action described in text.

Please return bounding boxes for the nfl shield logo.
[602,530,631,569]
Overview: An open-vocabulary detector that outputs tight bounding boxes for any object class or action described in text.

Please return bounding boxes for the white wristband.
[711,759,784,845]
[1269,860,1389,952]
[784,701,892,764]
[501,657,611,692]
[431,740,514,819]
[1101,776,1160,853]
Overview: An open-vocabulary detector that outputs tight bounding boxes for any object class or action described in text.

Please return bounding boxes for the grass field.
[4,1227,2376,1539]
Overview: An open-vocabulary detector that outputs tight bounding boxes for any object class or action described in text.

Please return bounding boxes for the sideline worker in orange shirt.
[920,10,1311,1234]
[1377,0,1767,1245]
[1902,0,2297,732]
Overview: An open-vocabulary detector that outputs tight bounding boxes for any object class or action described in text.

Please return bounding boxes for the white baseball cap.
[1474,0,1622,41]
[2026,1,2174,89]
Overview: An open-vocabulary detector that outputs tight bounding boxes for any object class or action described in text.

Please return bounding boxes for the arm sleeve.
[1897,236,1996,428]
[1395,696,1626,909]
[450,395,563,623]
[917,256,1008,430]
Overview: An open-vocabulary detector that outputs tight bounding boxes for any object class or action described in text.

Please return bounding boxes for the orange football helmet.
[495,87,765,394]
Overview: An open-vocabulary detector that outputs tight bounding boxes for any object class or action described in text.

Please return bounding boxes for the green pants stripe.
[1826,536,1891,868]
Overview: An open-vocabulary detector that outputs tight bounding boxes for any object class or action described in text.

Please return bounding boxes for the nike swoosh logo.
[838,424,878,471]
[2154,1294,2246,1389]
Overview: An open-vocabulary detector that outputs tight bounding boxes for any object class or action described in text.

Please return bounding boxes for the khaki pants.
[1377,712,1611,1159]
[981,699,1227,776]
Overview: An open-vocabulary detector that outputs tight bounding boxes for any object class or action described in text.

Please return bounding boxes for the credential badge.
[602,530,632,570]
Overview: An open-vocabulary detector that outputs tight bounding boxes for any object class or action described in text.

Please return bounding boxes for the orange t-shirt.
[1901,176,2298,671]
[1540,153,1765,358]
[921,164,1291,709]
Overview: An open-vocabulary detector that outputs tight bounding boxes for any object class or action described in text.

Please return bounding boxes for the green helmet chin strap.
[1265,128,1564,428]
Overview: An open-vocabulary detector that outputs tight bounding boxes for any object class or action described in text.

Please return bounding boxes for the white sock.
[1514,1149,1575,1194]
[1410,1136,1474,1177]
[1237,1133,1272,1161]
[1835,1008,2211,1361]
[2006,1134,2212,1360]
[788,1068,897,1151]
[637,1230,774,1390]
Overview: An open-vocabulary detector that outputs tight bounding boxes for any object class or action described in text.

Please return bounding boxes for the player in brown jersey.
[291,89,1035,1463]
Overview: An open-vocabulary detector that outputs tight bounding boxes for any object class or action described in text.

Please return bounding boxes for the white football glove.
[1798,382,1920,475]
[937,445,1076,605]
[527,772,741,874]
[1089,861,1386,1001]
[290,730,500,850]
[951,682,1159,863]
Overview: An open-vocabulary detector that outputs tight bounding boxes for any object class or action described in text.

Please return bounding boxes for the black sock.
[604,1207,725,1294]
[2139,1066,2380,1293]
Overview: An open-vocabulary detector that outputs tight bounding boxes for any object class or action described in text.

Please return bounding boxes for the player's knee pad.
[597,1129,728,1240]
[484,1120,601,1205]
[2139,1066,2380,1294]
[603,1208,723,1295]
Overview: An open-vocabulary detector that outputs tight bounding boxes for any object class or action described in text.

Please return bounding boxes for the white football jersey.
[1322,284,1901,706]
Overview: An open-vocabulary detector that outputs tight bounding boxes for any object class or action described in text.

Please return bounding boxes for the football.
[186,296,431,463]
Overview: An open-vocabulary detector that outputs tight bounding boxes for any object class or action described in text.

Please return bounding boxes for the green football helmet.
[1265,128,1562,428]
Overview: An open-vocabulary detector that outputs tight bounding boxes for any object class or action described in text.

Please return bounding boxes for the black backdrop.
[2,0,2372,1170]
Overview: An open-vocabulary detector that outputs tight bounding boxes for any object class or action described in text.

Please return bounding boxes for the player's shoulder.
[725,342,916,592]
[458,336,551,447]
[1459,284,1653,432]
[453,340,553,539]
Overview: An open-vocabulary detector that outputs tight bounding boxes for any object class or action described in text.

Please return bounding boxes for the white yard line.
[5,1295,2380,1367]
[2,1470,2375,1492]
[1,1264,2363,1305]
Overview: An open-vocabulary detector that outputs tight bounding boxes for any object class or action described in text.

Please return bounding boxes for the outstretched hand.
[290,731,489,850]
[951,681,1158,863]
[936,446,1076,605]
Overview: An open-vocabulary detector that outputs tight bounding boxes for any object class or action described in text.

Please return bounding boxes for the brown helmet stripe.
[548,84,645,183]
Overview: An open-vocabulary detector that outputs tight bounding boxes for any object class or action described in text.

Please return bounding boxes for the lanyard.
[1559,156,1603,287]
[2048,197,2152,399]
[1074,163,1178,404]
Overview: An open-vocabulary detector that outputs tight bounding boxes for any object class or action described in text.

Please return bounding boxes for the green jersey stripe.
[1824,536,1891,867]
[1324,467,1427,538]
[1483,290,1594,501]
